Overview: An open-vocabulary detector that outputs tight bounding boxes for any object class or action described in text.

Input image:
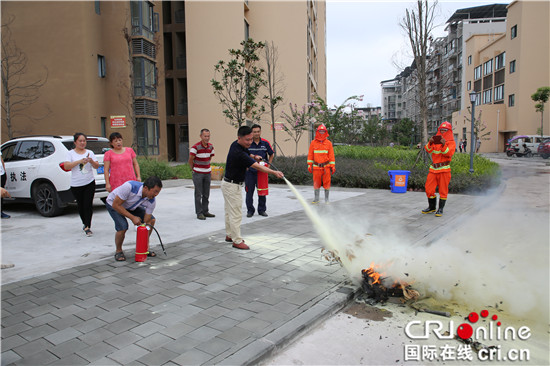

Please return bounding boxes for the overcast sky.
[326,0,499,107]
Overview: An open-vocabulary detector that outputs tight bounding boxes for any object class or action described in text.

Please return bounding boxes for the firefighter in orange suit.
[422,121,456,217]
[308,124,335,203]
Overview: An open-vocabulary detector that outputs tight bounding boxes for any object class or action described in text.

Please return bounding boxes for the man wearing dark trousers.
[245,124,274,217]
[189,128,215,220]
[222,126,284,250]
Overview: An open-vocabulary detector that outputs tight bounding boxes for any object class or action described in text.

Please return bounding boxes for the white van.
[509,135,550,153]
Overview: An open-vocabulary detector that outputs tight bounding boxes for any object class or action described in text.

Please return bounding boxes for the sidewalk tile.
[107,344,149,364]
[44,327,82,345]
[76,341,117,362]
[171,348,213,365]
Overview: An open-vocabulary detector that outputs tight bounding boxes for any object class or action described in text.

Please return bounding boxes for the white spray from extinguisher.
[282,177,357,275]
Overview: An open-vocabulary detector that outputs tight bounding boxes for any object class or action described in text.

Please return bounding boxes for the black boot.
[312,189,320,204]
[435,198,446,217]
[421,197,437,214]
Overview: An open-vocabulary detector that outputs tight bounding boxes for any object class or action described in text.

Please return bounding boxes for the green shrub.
[137,158,224,181]
[268,147,500,194]
[170,164,193,179]
[137,158,175,181]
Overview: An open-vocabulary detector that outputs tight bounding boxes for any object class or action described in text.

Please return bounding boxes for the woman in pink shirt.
[103,132,141,192]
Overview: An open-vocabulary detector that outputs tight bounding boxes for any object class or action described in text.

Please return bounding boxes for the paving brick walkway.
[1,189,476,365]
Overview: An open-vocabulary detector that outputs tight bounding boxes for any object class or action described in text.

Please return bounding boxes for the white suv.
[1,135,110,217]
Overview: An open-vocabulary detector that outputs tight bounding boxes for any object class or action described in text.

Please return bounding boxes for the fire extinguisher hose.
[260,158,280,172]
[145,223,167,256]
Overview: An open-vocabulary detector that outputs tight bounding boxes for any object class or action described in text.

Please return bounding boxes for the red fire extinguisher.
[257,161,269,196]
[135,224,149,262]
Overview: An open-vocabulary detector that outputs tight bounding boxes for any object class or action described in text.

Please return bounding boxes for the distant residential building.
[381,77,403,126]
[452,0,549,152]
[356,106,381,119]
[381,3,509,138]
[1,1,326,162]
[444,3,507,116]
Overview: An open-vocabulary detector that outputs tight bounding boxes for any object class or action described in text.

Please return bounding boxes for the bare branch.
[2,14,50,138]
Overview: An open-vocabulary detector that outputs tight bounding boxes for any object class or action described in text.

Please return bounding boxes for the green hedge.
[137,146,500,194]
[137,158,222,181]
[268,147,500,194]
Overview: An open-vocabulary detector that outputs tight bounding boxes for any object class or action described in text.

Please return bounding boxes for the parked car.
[1,135,110,217]
[508,135,550,154]
[537,138,550,159]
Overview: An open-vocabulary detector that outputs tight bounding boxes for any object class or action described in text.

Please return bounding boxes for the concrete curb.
[218,286,356,366]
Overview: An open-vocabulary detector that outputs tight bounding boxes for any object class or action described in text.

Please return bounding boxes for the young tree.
[400,0,438,145]
[211,39,266,127]
[531,86,550,137]
[280,103,312,165]
[262,41,285,153]
[309,94,364,144]
[1,15,49,139]
[392,118,416,146]
[464,107,490,151]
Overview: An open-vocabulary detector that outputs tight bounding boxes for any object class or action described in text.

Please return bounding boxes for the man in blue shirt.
[222,126,284,250]
[105,176,162,261]
[245,124,274,217]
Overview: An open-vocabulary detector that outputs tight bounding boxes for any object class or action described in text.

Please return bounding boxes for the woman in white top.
[63,133,99,236]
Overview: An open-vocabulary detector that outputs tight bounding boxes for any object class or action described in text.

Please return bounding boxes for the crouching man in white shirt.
[105,176,162,261]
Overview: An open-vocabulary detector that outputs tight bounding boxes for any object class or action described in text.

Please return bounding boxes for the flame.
[362,262,384,285]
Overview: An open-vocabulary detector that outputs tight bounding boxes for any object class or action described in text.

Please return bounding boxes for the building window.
[495,52,505,70]
[474,65,482,80]
[483,60,493,76]
[101,117,106,137]
[468,55,472,65]
[474,93,481,106]
[511,25,517,39]
[95,1,100,14]
[494,85,504,102]
[136,118,160,155]
[467,81,471,91]
[509,60,516,73]
[131,0,155,40]
[97,55,106,78]
[509,94,515,107]
[133,57,157,98]
[244,20,249,40]
[483,89,492,104]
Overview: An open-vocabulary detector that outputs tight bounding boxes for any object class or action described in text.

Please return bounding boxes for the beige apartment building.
[1,1,166,156]
[1,0,326,163]
[178,0,326,162]
[452,0,550,152]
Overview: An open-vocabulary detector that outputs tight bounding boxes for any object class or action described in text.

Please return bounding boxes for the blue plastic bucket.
[388,170,410,193]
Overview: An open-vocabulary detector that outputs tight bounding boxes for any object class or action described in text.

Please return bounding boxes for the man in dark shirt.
[245,124,274,217]
[222,125,284,250]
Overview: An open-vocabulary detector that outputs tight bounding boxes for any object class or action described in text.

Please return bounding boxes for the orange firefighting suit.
[307,124,335,190]
[424,121,456,199]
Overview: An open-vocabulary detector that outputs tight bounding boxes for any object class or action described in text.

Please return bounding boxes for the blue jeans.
[105,203,154,232]
[245,170,266,214]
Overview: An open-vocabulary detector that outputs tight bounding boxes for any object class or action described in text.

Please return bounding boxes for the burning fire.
[362,262,383,285]
[361,262,420,302]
